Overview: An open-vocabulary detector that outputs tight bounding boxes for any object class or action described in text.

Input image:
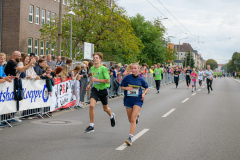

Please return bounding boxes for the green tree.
[166,46,177,64]
[226,52,240,72]
[183,51,195,68]
[206,59,218,70]
[40,0,142,63]
[130,14,167,65]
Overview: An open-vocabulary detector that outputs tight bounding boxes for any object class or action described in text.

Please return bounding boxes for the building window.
[47,11,51,25]
[46,42,50,55]
[35,7,39,25]
[41,41,44,55]
[29,5,33,23]
[42,10,45,25]
[51,44,55,55]
[28,38,33,54]
[67,0,70,6]
[35,39,39,55]
[63,0,66,5]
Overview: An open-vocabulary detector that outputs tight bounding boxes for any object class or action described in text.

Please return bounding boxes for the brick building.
[0,0,72,59]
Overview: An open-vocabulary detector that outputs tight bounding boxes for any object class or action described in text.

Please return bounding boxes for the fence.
[0,72,185,128]
[0,79,52,127]
[108,73,186,97]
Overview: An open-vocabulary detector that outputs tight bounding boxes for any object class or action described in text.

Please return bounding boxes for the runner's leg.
[102,104,112,116]
[89,98,97,123]
[128,105,141,135]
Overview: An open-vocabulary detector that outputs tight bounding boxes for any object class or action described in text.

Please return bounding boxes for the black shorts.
[90,87,108,105]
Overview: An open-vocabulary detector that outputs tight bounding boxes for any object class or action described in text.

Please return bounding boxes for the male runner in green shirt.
[153,63,163,93]
[85,52,116,133]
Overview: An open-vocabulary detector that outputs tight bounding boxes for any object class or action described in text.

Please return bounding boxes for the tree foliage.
[206,59,218,70]
[183,51,195,68]
[40,0,142,63]
[130,14,168,65]
[226,52,240,72]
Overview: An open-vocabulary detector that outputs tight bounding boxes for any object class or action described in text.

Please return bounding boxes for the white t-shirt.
[205,70,213,79]
[198,71,204,80]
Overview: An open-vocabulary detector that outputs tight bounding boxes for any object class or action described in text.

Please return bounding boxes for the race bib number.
[198,76,202,79]
[127,88,139,97]
[175,75,178,77]
[156,72,159,75]
[187,73,190,75]
[93,77,100,85]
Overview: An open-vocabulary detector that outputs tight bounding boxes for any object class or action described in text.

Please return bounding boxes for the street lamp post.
[68,11,75,59]
[178,37,188,66]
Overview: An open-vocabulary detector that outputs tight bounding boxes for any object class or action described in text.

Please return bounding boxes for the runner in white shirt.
[198,68,204,87]
[204,65,214,94]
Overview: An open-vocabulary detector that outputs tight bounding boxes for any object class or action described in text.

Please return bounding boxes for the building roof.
[174,43,194,52]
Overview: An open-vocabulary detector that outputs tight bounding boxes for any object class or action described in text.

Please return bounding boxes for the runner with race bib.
[153,63,163,93]
[198,68,204,87]
[120,63,149,146]
[190,68,198,92]
[205,65,214,94]
[85,52,116,133]
[173,66,181,88]
[185,66,192,89]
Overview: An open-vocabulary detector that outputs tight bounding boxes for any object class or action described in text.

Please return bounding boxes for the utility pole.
[189,49,191,68]
[57,0,63,57]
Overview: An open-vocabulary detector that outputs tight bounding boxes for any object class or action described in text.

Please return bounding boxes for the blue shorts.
[124,96,143,109]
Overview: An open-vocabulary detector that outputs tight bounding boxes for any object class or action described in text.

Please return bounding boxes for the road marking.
[181,98,189,103]
[162,108,176,118]
[192,93,196,96]
[116,129,150,151]
[198,89,201,91]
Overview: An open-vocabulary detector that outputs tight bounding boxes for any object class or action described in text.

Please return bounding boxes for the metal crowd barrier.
[107,72,186,97]
[1,107,51,128]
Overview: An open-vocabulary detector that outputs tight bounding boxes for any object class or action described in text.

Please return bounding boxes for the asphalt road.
[1,77,240,160]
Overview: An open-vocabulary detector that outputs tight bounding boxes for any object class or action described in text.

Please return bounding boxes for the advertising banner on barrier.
[19,79,51,111]
[0,82,16,115]
[50,79,76,112]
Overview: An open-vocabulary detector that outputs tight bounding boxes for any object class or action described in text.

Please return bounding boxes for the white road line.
[198,89,201,91]
[181,98,189,103]
[162,108,176,118]
[192,93,196,96]
[116,129,150,151]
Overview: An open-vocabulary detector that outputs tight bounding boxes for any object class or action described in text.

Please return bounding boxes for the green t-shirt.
[153,68,163,80]
[90,65,110,90]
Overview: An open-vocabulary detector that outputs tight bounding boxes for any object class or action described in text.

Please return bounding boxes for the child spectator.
[73,75,82,109]
[42,66,55,97]
[34,59,46,76]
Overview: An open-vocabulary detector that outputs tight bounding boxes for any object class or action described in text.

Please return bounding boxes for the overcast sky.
[117,0,240,64]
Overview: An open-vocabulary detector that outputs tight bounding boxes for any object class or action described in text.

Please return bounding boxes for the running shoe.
[195,88,196,91]
[84,126,94,133]
[136,113,140,124]
[192,90,193,92]
[157,90,159,93]
[211,88,213,91]
[208,90,210,94]
[187,87,189,89]
[110,113,116,127]
[125,137,132,146]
